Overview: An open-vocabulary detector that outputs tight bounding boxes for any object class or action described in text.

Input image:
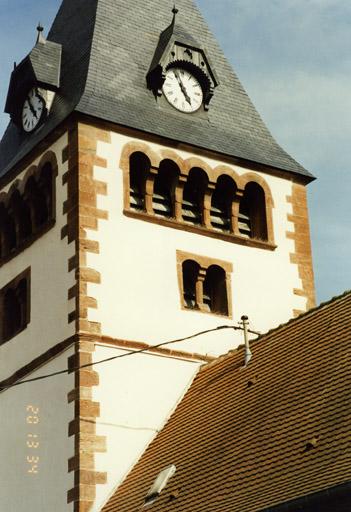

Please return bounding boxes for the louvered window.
[129,152,150,211]
[12,191,32,241]
[238,207,252,238]
[239,182,267,240]
[210,175,236,232]
[182,260,200,309]
[203,265,228,316]
[182,168,208,225]
[0,208,17,258]
[152,160,179,218]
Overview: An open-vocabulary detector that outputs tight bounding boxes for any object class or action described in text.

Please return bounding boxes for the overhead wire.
[0,324,260,392]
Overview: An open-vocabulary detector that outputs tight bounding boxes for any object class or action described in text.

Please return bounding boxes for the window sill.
[182,305,232,320]
[124,210,276,251]
[0,219,56,267]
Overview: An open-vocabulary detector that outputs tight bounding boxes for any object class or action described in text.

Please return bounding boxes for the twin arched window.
[128,152,269,242]
[0,162,55,263]
[182,259,229,316]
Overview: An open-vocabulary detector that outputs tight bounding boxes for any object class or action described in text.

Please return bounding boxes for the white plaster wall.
[92,344,200,512]
[0,347,75,512]
[85,132,306,357]
[0,133,76,380]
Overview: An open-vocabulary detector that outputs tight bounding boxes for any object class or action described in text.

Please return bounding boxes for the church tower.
[0,1,315,511]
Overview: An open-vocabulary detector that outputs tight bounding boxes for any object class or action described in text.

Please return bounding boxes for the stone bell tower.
[0,0,315,510]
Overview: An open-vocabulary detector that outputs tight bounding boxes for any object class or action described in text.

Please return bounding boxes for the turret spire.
[36,22,45,44]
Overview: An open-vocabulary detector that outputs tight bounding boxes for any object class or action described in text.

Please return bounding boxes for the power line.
[0,324,259,392]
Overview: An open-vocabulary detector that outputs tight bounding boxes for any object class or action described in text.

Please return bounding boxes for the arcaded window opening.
[182,168,208,225]
[0,159,56,266]
[239,182,268,240]
[0,268,31,344]
[177,251,233,318]
[122,144,275,250]
[129,152,150,211]
[182,259,200,309]
[152,160,179,218]
[203,265,228,316]
[210,175,237,232]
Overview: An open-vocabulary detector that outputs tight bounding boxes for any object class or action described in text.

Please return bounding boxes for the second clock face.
[22,88,45,133]
[163,68,203,113]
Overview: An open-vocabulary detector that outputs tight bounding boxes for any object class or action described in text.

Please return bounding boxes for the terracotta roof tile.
[102,291,351,511]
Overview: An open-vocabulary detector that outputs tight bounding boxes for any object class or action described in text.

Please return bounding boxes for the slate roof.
[25,39,62,89]
[0,0,314,181]
[102,291,351,512]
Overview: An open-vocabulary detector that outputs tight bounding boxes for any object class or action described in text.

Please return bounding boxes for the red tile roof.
[102,291,351,512]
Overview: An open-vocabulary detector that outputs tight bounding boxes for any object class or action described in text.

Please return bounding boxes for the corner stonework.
[286,182,316,316]
[63,122,111,512]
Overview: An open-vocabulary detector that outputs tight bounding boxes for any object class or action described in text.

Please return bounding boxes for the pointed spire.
[36,22,45,44]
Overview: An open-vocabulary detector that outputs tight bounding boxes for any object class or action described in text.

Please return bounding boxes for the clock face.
[22,88,45,133]
[163,68,203,113]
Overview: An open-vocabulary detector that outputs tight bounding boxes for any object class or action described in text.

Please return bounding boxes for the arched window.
[129,152,150,211]
[39,163,54,221]
[182,259,200,309]
[203,265,228,316]
[0,205,17,258]
[152,160,179,217]
[10,190,32,244]
[182,168,208,225]
[239,182,268,240]
[25,176,49,231]
[210,175,237,231]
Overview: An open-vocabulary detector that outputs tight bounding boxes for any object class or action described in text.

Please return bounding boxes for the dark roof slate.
[0,0,314,181]
[28,40,62,89]
[102,291,351,512]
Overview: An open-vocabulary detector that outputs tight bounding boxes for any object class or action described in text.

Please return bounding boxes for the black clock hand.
[27,99,38,119]
[178,77,192,105]
[174,71,192,105]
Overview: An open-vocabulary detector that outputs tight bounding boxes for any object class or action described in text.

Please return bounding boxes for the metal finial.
[36,22,45,43]
[172,5,179,17]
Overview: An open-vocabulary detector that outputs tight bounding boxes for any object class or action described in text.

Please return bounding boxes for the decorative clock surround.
[147,8,219,112]
[4,25,61,131]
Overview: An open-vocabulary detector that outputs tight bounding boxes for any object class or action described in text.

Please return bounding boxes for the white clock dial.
[22,88,45,133]
[163,68,203,113]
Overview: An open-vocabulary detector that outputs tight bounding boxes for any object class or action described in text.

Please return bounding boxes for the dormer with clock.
[147,8,219,113]
[5,25,61,134]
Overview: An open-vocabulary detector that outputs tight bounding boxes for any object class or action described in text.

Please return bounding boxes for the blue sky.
[0,0,350,303]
